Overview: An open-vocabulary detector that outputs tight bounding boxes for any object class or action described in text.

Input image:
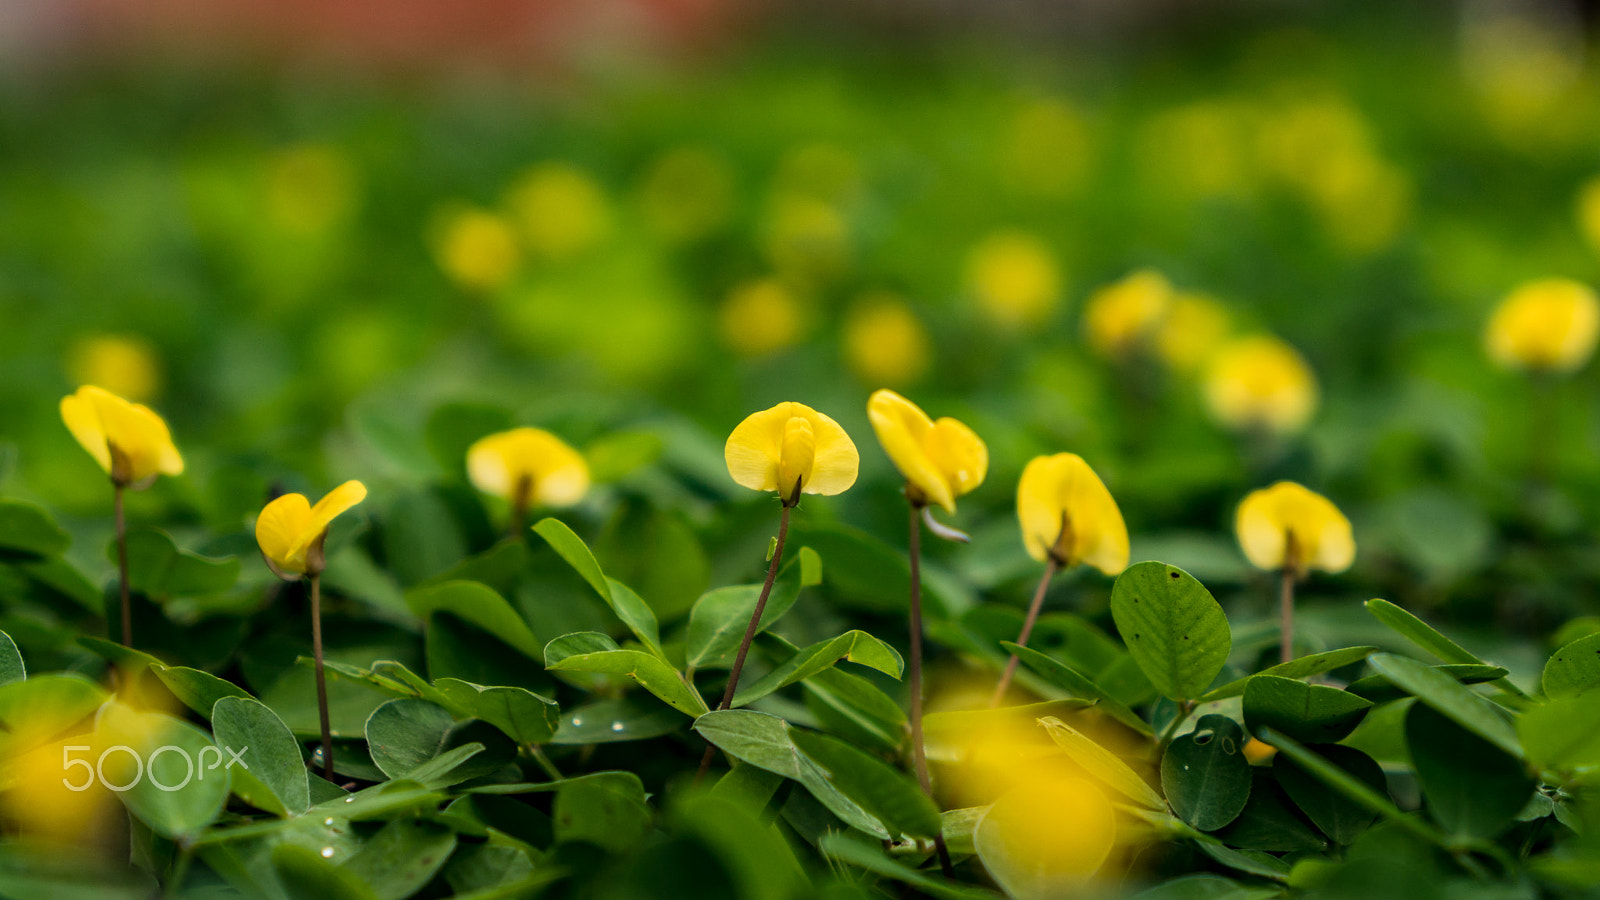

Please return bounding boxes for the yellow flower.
[720,277,807,357]
[1016,454,1128,575]
[506,163,611,260]
[965,230,1062,329]
[762,193,850,281]
[1202,335,1318,435]
[725,402,858,502]
[843,294,931,387]
[432,206,521,292]
[1235,481,1354,576]
[1484,278,1600,374]
[467,428,589,509]
[256,481,367,579]
[867,389,987,513]
[1083,269,1174,359]
[60,385,183,488]
[977,777,1117,896]
[66,334,162,402]
[1155,292,1231,373]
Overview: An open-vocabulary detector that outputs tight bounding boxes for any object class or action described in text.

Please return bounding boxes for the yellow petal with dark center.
[1016,453,1128,574]
[1235,481,1354,575]
[467,428,590,508]
[868,389,953,512]
[725,402,859,497]
[777,416,816,496]
[1484,278,1600,373]
[60,385,183,485]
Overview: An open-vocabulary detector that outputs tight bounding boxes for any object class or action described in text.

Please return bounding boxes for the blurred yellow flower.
[977,777,1117,898]
[1005,99,1091,198]
[506,162,611,259]
[720,277,807,357]
[1236,481,1354,576]
[1202,335,1318,435]
[256,481,367,579]
[725,402,858,502]
[266,143,357,235]
[843,294,931,387]
[1484,278,1600,374]
[66,334,162,402]
[1083,269,1174,359]
[762,194,850,280]
[1155,292,1232,373]
[1016,453,1128,575]
[467,428,589,511]
[432,207,521,292]
[60,385,183,488]
[1243,737,1277,765]
[965,231,1062,329]
[1577,176,1600,256]
[868,389,987,514]
[639,147,735,243]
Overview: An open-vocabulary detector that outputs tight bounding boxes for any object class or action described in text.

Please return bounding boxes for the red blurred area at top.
[17,0,739,70]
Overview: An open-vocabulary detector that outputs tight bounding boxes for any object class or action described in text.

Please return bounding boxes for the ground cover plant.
[1,2,1600,898]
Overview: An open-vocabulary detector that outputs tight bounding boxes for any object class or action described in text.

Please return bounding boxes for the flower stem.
[990,557,1060,708]
[310,573,334,782]
[114,483,132,647]
[696,502,792,783]
[1279,532,1300,665]
[1157,699,1196,755]
[510,475,532,539]
[908,502,954,878]
[529,745,564,781]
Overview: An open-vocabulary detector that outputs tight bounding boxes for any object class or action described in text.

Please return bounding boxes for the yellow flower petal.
[466,428,590,508]
[1083,269,1173,359]
[724,402,859,498]
[1155,292,1232,373]
[867,390,986,513]
[256,493,312,577]
[59,385,183,486]
[1016,454,1129,575]
[1235,481,1354,575]
[1484,278,1600,373]
[257,482,367,578]
[1201,335,1319,435]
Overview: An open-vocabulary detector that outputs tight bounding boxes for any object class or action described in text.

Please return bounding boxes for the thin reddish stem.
[990,557,1060,708]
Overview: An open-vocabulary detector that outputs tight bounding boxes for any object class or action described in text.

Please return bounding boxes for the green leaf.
[1364,653,1521,758]
[406,581,542,660]
[272,842,379,900]
[116,526,240,598]
[365,698,456,779]
[803,667,908,754]
[1241,675,1372,744]
[533,517,664,658]
[0,630,23,686]
[1405,702,1533,838]
[0,846,155,900]
[818,834,1001,900]
[1213,770,1326,852]
[672,793,807,900]
[1543,632,1600,699]
[0,673,109,762]
[1259,729,1438,846]
[550,696,687,744]
[1160,714,1251,831]
[1365,599,1527,699]
[790,729,942,840]
[433,678,560,744]
[731,631,903,706]
[694,709,890,838]
[212,695,311,817]
[154,665,251,719]
[1519,695,1600,773]
[383,487,469,586]
[923,700,1089,761]
[1193,843,1289,882]
[100,704,232,839]
[1003,643,1152,735]
[543,631,620,667]
[0,498,71,558]
[1110,562,1230,702]
[1037,716,1164,809]
[685,548,820,670]
[343,818,460,900]
[547,649,708,716]
[553,773,651,852]
[77,635,167,673]
[1197,647,1377,702]
[1345,664,1509,703]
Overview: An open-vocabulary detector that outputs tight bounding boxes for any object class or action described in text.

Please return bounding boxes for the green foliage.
[1111,562,1230,702]
[1161,715,1252,831]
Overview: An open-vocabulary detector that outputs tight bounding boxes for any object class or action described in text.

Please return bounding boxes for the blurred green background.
[3,0,1600,686]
